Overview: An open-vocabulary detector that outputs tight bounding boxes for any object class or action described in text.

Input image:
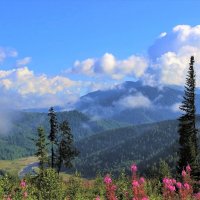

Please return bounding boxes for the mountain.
[75,81,200,124]
[0,110,128,160]
[73,117,200,178]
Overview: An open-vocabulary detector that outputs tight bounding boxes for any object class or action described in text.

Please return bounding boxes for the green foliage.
[158,160,171,180]
[48,107,58,168]
[34,168,65,200]
[115,170,131,199]
[93,173,106,199]
[145,179,162,200]
[178,56,200,181]
[57,120,79,174]
[0,174,18,198]
[35,127,48,173]
[65,172,96,200]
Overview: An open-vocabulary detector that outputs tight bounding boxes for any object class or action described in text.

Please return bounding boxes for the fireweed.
[131,164,149,200]
[104,175,117,200]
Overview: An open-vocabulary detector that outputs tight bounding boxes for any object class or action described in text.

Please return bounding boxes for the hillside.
[73,117,200,178]
[0,110,128,160]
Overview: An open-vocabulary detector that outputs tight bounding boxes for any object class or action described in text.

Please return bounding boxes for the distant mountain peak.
[122,80,142,88]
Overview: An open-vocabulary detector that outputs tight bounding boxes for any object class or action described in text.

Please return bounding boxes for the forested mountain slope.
[0,110,127,159]
[74,117,200,178]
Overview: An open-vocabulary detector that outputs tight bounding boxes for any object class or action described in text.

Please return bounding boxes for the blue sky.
[1,0,200,108]
[1,0,199,74]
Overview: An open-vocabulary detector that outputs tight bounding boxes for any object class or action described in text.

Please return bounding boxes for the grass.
[0,156,38,175]
[0,157,94,184]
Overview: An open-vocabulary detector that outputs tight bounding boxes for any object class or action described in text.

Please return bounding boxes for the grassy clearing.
[0,156,38,175]
[0,157,93,184]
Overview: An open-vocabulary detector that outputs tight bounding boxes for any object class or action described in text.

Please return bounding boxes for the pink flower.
[167,185,176,192]
[194,192,200,199]
[142,198,149,200]
[111,184,117,191]
[7,197,12,200]
[131,164,137,173]
[176,182,182,189]
[20,179,26,188]
[104,175,112,184]
[23,191,28,198]
[163,178,171,185]
[186,165,191,173]
[139,177,145,184]
[95,196,101,200]
[184,183,190,190]
[182,170,187,177]
[172,179,176,184]
[132,180,139,187]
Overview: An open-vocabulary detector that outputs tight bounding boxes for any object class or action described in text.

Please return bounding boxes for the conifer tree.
[48,107,58,168]
[56,120,79,174]
[177,56,199,180]
[35,127,48,173]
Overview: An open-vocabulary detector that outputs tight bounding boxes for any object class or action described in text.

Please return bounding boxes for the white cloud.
[159,32,167,38]
[0,47,18,63]
[114,93,152,109]
[148,25,200,87]
[1,67,76,95]
[171,102,181,112]
[0,67,81,109]
[16,57,31,66]
[69,53,148,80]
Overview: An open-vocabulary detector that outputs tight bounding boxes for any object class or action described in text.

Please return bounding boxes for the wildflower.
[104,175,112,184]
[23,191,28,198]
[194,192,200,200]
[131,164,137,173]
[167,185,176,192]
[142,198,149,200]
[111,185,117,191]
[172,179,176,184]
[20,179,26,188]
[184,183,190,190]
[139,177,145,184]
[176,182,182,189]
[182,170,187,177]
[6,196,12,200]
[132,180,139,187]
[95,196,101,200]
[186,165,191,173]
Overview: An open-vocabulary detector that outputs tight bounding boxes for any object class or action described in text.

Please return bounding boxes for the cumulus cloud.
[16,57,32,66]
[147,25,200,87]
[68,53,148,80]
[0,67,76,95]
[0,65,121,109]
[0,67,81,109]
[114,93,152,109]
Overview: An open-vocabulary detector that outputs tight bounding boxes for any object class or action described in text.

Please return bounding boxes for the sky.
[1,0,200,109]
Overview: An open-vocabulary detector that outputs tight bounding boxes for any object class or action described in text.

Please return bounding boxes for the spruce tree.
[35,127,48,173]
[48,107,58,168]
[177,56,199,180]
[56,120,79,174]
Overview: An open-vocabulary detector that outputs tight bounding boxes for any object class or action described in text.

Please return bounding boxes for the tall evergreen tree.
[56,120,79,174]
[35,127,48,173]
[177,56,199,180]
[48,107,58,168]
